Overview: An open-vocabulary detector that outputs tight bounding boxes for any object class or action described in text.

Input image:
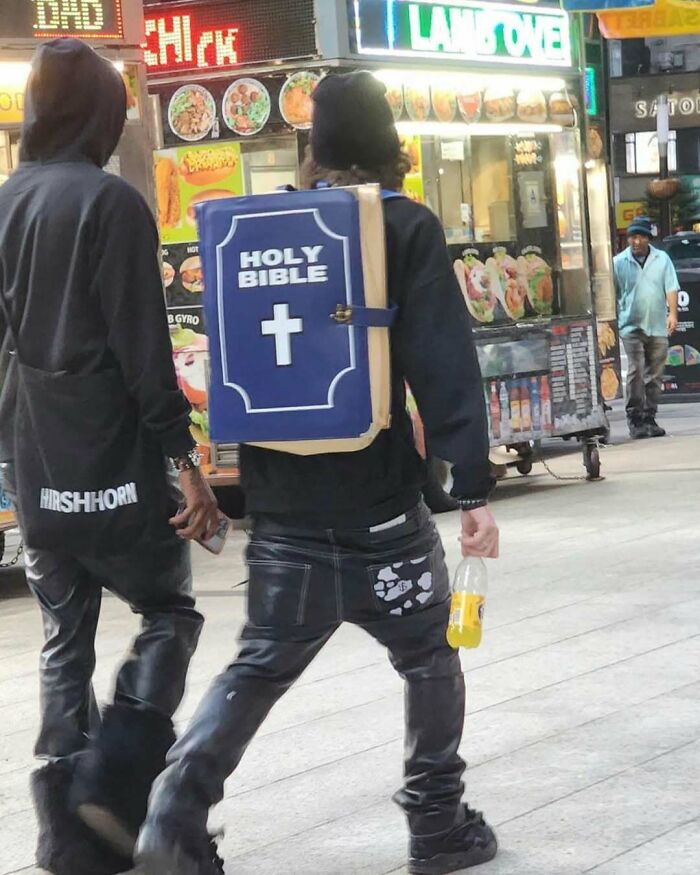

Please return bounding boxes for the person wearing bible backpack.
[136,72,499,875]
[0,39,220,875]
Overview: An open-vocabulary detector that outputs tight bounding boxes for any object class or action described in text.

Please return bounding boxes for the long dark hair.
[300,145,412,192]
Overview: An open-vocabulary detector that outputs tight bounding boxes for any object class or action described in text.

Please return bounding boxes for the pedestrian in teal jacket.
[613,217,679,439]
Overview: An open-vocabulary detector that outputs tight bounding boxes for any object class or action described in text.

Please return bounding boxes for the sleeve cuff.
[161,429,197,459]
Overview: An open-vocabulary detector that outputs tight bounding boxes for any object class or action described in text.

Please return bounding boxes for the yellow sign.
[0,63,28,125]
[402,135,425,205]
[599,0,700,38]
[615,201,646,231]
[154,141,244,244]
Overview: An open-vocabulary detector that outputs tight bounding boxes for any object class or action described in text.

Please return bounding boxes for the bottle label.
[449,592,485,627]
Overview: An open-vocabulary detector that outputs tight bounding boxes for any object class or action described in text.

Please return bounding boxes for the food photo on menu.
[154,142,243,244]
[453,248,554,325]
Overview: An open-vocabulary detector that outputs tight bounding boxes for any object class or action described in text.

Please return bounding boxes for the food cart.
[345,0,610,479]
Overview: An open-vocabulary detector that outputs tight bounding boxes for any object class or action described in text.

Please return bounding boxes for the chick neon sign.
[144,9,240,73]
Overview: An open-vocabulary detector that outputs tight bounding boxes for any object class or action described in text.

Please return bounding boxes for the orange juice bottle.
[447,557,489,649]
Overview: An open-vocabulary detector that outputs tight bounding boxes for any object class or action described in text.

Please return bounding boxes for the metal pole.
[657,94,671,239]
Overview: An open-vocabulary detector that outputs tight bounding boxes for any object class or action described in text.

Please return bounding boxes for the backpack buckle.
[331,305,353,324]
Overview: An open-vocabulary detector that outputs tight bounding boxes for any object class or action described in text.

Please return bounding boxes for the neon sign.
[144,10,239,72]
[143,1,318,75]
[0,0,124,40]
[352,0,572,68]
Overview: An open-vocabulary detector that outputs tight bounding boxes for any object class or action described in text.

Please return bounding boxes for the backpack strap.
[331,303,397,328]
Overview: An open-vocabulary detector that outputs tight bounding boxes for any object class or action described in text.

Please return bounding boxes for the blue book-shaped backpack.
[197,185,400,454]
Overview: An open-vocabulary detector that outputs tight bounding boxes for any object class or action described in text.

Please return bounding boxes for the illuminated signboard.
[144,1,317,74]
[351,0,572,68]
[0,0,124,40]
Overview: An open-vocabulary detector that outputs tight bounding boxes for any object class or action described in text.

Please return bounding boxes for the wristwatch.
[170,449,202,472]
[458,497,489,511]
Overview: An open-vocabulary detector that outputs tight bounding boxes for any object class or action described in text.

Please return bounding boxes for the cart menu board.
[549,319,601,433]
[664,272,700,396]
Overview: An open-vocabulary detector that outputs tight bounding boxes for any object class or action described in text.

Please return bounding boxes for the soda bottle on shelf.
[540,376,552,434]
[530,377,541,433]
[489,381,501,441]
[509,381,521,433]
[520,380,532,433]
[447,557,489,649]
[499,381,511,441]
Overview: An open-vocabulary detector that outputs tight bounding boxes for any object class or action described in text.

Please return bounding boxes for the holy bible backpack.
[197,185,399,455]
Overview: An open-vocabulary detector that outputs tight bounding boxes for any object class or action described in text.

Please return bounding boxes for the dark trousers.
[146,503,467,841]
[622,331,669,422]
[2,464,203,760]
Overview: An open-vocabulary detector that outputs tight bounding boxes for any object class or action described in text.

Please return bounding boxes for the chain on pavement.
[0,540,23,568]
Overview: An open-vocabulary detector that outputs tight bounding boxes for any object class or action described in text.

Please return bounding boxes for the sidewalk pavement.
[1,403,699,875]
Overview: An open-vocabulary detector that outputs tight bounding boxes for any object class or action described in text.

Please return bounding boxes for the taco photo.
[454,255,497,324]
[486,251,527,321]
[517,253,554,317]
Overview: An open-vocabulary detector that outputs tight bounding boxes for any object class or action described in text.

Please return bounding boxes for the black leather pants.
[1,463,203,760]
[146,504,467,841]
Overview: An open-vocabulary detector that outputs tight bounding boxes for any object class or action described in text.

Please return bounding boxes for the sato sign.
[352,0,572,67]
[198,190,374,444]
[0,0,124,40]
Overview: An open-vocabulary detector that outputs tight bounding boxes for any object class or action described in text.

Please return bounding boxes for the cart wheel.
[516,459,533,476]
[583,444,601,480]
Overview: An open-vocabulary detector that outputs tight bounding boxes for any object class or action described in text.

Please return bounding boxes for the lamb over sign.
[352,0,572,68]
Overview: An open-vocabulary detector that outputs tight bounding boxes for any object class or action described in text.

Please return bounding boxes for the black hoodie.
[0,39,193,463]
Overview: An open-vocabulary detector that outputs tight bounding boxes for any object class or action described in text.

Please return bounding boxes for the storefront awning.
[561,0,652,10]
[597,0,700,37]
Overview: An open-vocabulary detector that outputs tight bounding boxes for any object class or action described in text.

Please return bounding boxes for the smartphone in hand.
[177,504,231,555]
[198,512,231,555]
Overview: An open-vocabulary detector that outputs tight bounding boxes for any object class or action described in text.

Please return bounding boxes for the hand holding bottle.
[460,506,499,558]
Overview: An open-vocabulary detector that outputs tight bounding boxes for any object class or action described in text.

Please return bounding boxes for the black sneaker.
[628,420,648,440]
[136,824,224,875]
[644,418,666,438]
[408,806,498,875]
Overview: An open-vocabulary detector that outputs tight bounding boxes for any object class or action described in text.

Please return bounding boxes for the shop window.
[610,37,700,77]
[624,131,677,175]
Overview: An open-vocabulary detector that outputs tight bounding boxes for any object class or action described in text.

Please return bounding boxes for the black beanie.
[311,71,401,171]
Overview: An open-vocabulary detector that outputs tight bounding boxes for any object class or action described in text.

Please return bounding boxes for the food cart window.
[422,135,515,245]
[552,130,591,316]
[240,136,298,196]
[470,137,515,244]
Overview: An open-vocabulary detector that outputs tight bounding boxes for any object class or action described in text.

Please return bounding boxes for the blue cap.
[627,216,653,238]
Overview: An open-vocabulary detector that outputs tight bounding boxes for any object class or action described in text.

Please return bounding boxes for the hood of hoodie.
[20,38,126,167]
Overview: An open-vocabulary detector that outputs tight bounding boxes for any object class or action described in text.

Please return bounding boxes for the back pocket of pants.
[368,549,448,618]
[247,560,311,627]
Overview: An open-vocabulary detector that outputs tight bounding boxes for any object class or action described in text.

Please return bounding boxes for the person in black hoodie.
[135,72,499,875]
[0,39,220,875]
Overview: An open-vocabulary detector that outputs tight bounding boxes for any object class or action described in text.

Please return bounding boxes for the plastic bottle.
[447,557,489,649]
[540,376,552,434]
[520,380,532,432]
[489,382,501,441]
[530,377,541,433]
[499,382,511,441]
[509,382,521,433]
